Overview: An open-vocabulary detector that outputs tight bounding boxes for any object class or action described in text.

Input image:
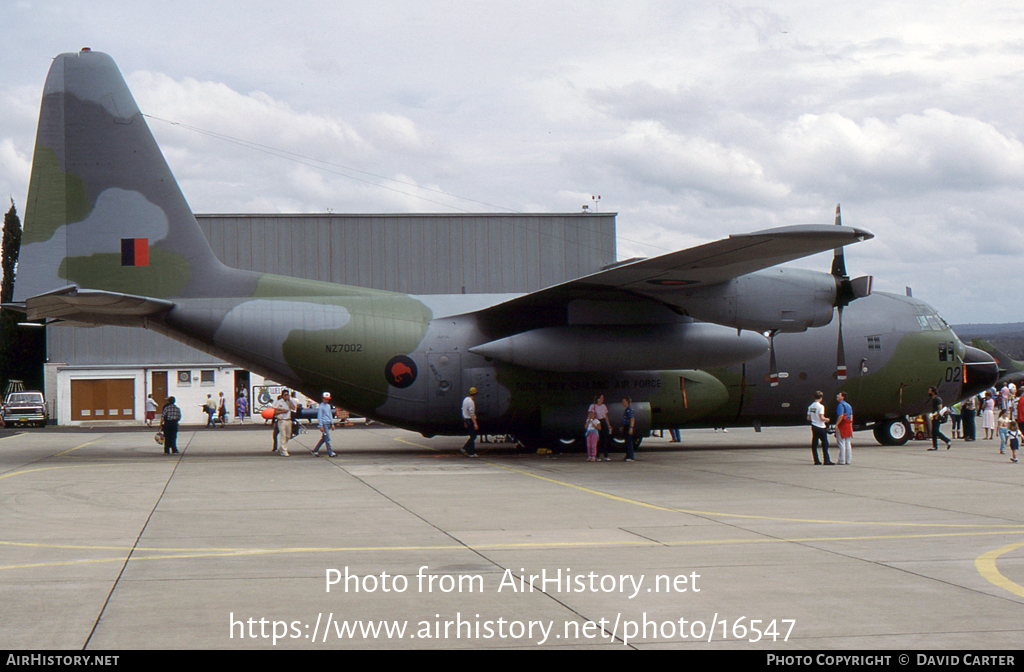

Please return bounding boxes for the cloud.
[579,120,790,205]
[774,110,1024,196]
[128,70,372,161]
[123,71,462,214]
[0,139,30,201]
[363,113,426,152]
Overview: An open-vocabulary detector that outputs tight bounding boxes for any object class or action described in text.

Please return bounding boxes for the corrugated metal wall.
[50,213,617,366]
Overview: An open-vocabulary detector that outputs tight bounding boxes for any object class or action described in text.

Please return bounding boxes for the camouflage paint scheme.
[13,51,998,445]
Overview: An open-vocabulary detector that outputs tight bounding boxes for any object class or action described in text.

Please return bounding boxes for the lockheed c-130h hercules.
[10,51,999,448]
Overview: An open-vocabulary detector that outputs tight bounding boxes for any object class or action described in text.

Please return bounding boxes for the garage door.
[70,379,136,421]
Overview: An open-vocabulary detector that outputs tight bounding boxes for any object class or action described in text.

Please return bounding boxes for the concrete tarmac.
[1,424,1023,650]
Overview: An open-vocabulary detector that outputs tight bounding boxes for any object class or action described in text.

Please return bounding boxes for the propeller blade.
[768,330,779,387]
[850,275,873,299]
[830,205,873,308]
[831,203,848,278]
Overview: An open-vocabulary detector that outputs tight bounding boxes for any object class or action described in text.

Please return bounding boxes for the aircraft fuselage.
[151,277,987,444]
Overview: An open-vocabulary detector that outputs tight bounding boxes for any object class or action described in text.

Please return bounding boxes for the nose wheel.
[873,418,911,446]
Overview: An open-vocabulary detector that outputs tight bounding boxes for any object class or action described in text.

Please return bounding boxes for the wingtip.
[733,223,874,241]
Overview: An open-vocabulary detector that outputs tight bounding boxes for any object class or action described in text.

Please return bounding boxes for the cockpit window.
[916,312,950,331]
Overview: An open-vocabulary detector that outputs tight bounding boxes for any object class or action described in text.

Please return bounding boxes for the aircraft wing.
[11,286,175,327]
[478,224,872,315]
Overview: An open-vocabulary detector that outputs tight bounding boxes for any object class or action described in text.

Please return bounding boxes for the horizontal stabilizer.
[19,286,174,327]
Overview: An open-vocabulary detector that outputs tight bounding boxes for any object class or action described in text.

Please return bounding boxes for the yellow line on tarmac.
[0,461,166,482]
[396,436,1024,530]
[0,464,103,481]
[393,436,440,451]
[492,461,1024,529]
[976,542,1024,598]
[6,528,1024,572]
[54,439,100,457]
[7,435,1024,581]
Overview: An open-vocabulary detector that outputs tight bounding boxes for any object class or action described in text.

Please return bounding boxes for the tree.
[0,200,44,394]
[2,198,20,304]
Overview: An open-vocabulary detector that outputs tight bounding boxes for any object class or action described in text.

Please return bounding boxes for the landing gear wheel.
[873,419,911,446]
[558,436,584,452]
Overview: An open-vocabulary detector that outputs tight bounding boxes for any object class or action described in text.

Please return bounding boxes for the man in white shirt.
[273,391,295,456]
[808,390,833,465]
[460,387,479,458]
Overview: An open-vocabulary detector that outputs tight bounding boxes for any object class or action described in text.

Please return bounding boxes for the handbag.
[154,431,165,445]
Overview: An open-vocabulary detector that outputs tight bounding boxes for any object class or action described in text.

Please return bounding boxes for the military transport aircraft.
[9,50,999,448]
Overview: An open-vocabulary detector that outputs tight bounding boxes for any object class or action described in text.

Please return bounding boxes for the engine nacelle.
[680,268,837,333]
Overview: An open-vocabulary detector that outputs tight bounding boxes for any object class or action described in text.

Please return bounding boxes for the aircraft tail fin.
[970,338,1024,377]
[15,50,253,303]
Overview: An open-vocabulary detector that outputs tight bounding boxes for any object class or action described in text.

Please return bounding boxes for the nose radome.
[961,346,999,399]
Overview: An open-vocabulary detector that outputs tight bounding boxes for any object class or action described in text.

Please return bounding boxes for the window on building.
[177,371,192,387]
[200,370,215,386]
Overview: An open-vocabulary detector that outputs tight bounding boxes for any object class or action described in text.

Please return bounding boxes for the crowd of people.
[802,381,1024,466]
[147,387,342,458]
[944,382,1024,462]
[266,389,338,458]
[582,394,638,462]
[459,391,642,462]
[145,379,1024,463]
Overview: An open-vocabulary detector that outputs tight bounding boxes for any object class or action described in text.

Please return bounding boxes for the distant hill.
[952,323,1024,360]
[952,322,1024,337]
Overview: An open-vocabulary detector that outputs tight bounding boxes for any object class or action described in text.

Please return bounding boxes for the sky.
[1,1,1023,324]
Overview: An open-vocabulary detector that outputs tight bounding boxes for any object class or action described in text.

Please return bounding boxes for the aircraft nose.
[961,345,999,399]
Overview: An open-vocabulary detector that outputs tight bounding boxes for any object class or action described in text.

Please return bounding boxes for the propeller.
[831,204,873,380]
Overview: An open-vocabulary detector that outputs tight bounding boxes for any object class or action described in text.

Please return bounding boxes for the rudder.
[15,50,252,302]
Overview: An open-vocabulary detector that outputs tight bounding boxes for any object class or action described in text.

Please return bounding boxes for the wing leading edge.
[476,223,872,319]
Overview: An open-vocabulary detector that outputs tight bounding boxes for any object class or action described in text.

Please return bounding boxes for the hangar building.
[44,212,617,425]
